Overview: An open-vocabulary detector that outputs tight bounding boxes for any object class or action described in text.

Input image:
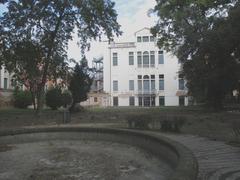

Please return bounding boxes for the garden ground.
[0,106,240,180]
[0,106,239,143]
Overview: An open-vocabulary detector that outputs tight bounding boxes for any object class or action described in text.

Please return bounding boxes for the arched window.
[143,75,149,79]
[143,51,149,68]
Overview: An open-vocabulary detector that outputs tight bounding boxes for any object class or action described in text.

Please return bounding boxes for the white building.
[103,28,188,107]
[0,66,13,90]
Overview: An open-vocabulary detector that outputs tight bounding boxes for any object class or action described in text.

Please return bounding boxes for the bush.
[45,87,62,110]
[127,114,152,129]
[62,90,72,108]
[13,90,32,109]
[160,115,186,133]
[231,120,240,143]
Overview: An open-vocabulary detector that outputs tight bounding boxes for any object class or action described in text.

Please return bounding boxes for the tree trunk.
[30,89,36,110]
[36,86,45,115]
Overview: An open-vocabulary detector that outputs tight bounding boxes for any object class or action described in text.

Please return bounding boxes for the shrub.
[127,114,152,129]
[13,90,32,109]
[160,115,186,133]
[231,120,240,143]
[45,87,62,110]
[62,90,72,108]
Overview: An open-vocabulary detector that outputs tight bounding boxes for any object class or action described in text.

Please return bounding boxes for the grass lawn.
[0,106,239,143]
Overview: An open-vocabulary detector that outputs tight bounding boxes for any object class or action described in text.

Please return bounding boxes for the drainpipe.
[109,46,112,106]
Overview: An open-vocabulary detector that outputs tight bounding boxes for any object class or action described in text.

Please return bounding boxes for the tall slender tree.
[68,57,92,112]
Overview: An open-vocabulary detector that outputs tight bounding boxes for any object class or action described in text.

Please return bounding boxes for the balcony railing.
[137,64,155,68]
[109,42,136,49]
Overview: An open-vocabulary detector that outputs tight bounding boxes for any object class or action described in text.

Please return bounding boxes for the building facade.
[0,66,14,107]
[81,56,110,107]
[103,28,188,107]
[0,66,13,91]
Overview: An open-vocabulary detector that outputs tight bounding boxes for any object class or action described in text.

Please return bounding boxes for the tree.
[152,0,240,109]
[62,90,72,108]
[45,87,63,110]
[0,0,121,113]
[13,89,32,109]
[69,57,93,112]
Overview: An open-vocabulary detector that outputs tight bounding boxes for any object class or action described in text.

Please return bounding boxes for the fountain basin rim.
[0,127,198,180]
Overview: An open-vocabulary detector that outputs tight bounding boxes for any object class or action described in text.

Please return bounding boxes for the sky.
[0,0,157,65]
[69,0,157,64]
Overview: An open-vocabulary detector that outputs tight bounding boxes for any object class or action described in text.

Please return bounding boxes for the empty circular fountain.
[0,127,198,180]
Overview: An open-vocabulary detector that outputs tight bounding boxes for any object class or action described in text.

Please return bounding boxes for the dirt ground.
[0,133,172,180]
[0,107,239,143]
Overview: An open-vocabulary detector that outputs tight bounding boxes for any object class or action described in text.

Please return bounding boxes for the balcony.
[137,64,155,68]
[109,42,136,49]
[137,90,157,95]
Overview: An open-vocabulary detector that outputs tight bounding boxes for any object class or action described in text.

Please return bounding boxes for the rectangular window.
[129,96,135,106]
[129,52,134,65]
[178,75,185,90]
[158,51,164,64]
[4,78,8,89]
[150,51,155,67]
[159,96,165,106]
[94,97,98,102]
[151,80,155,91]
[113,96,118,106]
[112,53,118,66]
[142,36,149,42]
[159,74,164,90]
[143,52,149,68]
[150,36,155,42]
[138,97,143,106]
[137,36,142,42]
[179,96,185,106]
[179,79,185,90]
[143,80,150,92]
[129,80,134,91]
[113,80,118,91]
[137,52,142,67]
[138,80,142,91]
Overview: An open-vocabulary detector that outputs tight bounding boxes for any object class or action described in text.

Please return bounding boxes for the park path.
[158,133,240,180]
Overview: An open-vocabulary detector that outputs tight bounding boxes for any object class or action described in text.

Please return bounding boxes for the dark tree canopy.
[0,0,121,112]
[152,0,240,109]
[69,57,92,112]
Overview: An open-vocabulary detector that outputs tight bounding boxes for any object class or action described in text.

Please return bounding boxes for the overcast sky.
[70,0,157,64]
[0,0,157,65]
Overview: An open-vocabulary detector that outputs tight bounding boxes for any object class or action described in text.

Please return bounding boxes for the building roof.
[134,27,151,36]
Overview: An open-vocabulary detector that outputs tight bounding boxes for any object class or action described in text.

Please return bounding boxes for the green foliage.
[45,87,62,110]
[232,120,240,143]
[160,116,186,133]
[69,57,93,111]
[152,0,240,109]
[0,0,121,112]
[62,90,72,108]
[13,89,32,109]
[127,114,152,129]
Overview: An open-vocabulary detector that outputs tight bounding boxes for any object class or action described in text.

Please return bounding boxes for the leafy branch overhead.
[0,0,121,112]
[152,0,240,109]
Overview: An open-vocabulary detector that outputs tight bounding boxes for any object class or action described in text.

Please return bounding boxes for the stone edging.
[0,127,198,180]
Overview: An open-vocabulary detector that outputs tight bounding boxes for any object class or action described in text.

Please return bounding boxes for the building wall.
[0,66,13,90]
[103,28,188,106]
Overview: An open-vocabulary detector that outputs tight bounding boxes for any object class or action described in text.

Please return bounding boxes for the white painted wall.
[0,66,12,90]
[103,28,188,106]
